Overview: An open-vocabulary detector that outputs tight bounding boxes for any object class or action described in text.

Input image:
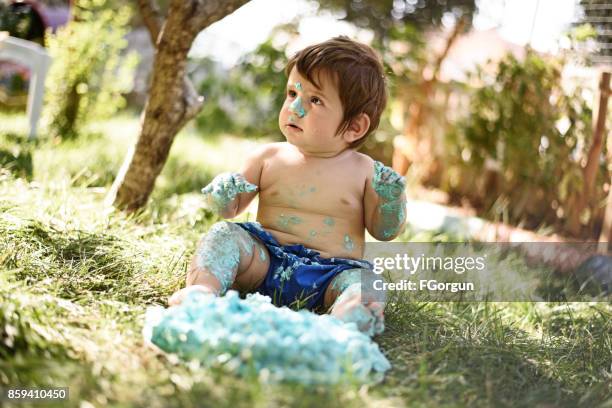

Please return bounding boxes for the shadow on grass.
[0,218,180,305]
[0,132,35,180]
[378,296,610,407]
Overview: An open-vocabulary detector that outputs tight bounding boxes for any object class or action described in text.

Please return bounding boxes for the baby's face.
[278,67,348,157]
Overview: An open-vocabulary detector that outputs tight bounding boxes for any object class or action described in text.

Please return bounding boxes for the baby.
[169,36,406,336]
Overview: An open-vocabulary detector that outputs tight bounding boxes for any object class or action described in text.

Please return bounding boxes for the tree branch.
[431,16,466,82]
[137,0,163,46]
[180,77,205,127]
[190,0,250,32]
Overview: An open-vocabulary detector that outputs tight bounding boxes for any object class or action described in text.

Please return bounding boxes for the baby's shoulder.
[343,150,375,176]
[350,150,374,165]
[247,142,284,161]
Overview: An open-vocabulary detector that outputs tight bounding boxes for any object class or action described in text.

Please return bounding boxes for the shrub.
[43,0,138,140]
[443,50,603,235]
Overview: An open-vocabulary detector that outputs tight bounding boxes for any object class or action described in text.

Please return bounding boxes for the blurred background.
[1,0,611,241]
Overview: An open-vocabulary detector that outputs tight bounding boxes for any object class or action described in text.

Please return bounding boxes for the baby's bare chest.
[259,160,365,214]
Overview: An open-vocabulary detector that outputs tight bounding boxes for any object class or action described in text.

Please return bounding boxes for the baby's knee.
[205,221,241,240]
[194,221,247,292]
[197,221,248,253]
[331,269,363,293]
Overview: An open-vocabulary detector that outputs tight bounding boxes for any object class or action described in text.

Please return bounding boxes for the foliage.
[316,0,476,113]
[43,0,138,140]
[317,0,476,42]
[0,1,45,45]
[194,25,295,139]
[443,50,602,234]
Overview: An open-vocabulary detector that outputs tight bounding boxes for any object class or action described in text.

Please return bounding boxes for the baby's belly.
[256,205,365,259]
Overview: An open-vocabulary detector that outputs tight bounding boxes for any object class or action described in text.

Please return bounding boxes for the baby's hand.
[372,161,405,202]
[201,172,258,211]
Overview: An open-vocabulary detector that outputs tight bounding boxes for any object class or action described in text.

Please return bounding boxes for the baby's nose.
[289,96,306,118]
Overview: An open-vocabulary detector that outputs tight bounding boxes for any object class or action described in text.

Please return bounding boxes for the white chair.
[0,33,52,140]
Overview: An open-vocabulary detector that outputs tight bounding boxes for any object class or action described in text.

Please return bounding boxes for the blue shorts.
[236,222,372,311]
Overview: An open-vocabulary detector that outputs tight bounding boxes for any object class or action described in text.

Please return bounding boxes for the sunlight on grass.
[0,111,29,135]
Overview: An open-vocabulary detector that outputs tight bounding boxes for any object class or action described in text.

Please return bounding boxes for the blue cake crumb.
[143,290,391,385]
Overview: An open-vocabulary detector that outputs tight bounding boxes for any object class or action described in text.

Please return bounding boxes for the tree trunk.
[596,72,612,251]
[106,0,249,211]
[584,72,610,196]
[567,71,610,234]
[392,17,465,177]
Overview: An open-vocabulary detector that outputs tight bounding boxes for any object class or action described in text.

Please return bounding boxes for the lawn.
[0,114,610,407]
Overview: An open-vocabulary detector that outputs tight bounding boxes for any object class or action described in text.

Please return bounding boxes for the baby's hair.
[285,36,387,149]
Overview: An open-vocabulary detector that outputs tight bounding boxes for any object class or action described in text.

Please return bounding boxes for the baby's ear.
[342,113,371,144]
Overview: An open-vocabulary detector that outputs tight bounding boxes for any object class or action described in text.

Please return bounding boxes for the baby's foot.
[168,285,217,306]
[331,287,385,336]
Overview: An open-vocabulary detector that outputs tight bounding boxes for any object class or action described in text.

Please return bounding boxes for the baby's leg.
[323,268,386,336]
[169,222,269,304]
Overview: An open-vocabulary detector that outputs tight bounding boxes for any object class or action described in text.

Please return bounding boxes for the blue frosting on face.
[289,82,307,118]
[289,96,306,118]
[144,290,391,385]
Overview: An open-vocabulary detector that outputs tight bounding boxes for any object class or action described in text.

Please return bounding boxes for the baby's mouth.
[287,123,302,131]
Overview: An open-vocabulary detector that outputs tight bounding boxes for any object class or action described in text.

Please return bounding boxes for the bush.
[43,0,138,140]
[443,50,603,235]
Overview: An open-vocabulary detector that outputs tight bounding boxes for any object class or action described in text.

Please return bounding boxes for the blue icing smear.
[201,173,258,212]
[343,234,355,251]
[258,246,267,262]
[372,161,404,201]
[144,291,391,385]
[289,96,306,118]
[277,214,302,229]
[372,162,407,238]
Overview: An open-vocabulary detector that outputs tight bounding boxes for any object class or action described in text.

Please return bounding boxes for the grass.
[0,113,610,407]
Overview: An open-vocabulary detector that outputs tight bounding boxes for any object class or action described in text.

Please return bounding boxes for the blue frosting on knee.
[331,268,363,293]
[144,290,390,385]
[197,222,254,295]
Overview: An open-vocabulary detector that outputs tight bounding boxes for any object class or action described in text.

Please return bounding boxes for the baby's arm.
[201,144,268,219]
[363,160,407,241]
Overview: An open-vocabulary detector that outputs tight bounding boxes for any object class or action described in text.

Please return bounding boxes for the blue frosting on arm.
[201,172,258,213]
[371,162,406,239]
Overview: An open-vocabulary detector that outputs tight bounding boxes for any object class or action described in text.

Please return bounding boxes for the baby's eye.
[310,96,322,105]
[288,90,297,98]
